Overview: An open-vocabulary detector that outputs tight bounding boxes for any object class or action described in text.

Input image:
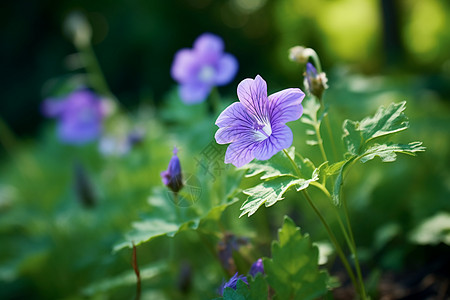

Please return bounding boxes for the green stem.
[282,149,359,293]
[301,190,359,292]
[76,42,117,102]
[314,122,328,163]
[282,149,302,176]
[323,113,339,162]
[342,195,368,300]
[208,87,221,116]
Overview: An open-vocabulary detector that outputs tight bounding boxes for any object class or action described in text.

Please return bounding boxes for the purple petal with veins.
[215,75,305,167]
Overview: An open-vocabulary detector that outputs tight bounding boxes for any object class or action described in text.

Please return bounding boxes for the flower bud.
[289,46,308,64]
[160,147,183,193]
[64,12,92,48]
[304,62,328,100]
[219,272,248,296]
[289,46,316,64]
[249,258,264,277]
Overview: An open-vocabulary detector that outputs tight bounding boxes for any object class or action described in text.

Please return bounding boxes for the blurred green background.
[1,0,449,138]
[1,0,450,299]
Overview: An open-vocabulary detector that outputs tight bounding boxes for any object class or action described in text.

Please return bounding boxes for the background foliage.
[1,0,449,299]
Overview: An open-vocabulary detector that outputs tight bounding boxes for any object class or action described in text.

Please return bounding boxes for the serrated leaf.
[240,177,301,217]
[343,102,410,155]
[359,142,425,163]
[264,216,329,300]
[242,147,297,180]
[223,274,268,300]
[240,172,319,218]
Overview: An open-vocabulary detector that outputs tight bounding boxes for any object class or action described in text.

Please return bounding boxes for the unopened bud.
[289,46,315,64]
[160,147,183,193]
[304,62,328,100]
[64,12,92,48]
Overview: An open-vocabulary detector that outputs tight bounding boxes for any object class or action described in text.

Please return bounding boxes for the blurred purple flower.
[161,147,183,193]
[215,75,305,167]
[249,258,264,277]
[42,89,106,145]
[219,272,248,295]
[171,33,238,104]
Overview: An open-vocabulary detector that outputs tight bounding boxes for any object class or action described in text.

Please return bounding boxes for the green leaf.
[223,274,268,300]
[82,261,167,296]
[264,216,329,300]
[343,101,409,155]
[243,147,297,179]
[331,158,355,206]
[240,172,319,217]
[409,212,450,246]
[114,186,239,251]
[359,142,426,163]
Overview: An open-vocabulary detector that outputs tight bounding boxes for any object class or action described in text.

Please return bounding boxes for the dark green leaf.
[264,216,329,300]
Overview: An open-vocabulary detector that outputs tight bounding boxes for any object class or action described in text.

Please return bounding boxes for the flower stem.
[342,195,368,300]
[282,149,359,292]
[76,40,118,103]
[209,87,221,116]
[323,113,339,162]
[301,190,359,293]
[314,122,328,163]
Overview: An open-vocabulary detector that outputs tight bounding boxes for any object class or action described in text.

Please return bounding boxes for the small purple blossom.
[42,89,106,145]
[171,33,238,104]
[304,62,328,100]
[215,75,305,168]
[160,147,183,193]
[249,258,264,277]
[219,272,248,296]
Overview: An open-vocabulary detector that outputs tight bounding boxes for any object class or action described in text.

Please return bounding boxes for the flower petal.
[225,139,257,168]
[237,75,269,121]
[253,124,293,160]
[171,49,199,83]
[214,54,238,86]
[41,99,67,117]
[179,83,211,104]
[193,33,224,63]
[215,102,253,128]
[268,88,305,124]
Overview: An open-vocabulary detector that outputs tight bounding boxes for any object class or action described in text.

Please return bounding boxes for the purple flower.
[304,62,328,100]
[249,258,264,277]
[42,89,106,145]
[215,75,305,168]
[219,272,248,295]
[160,147,183,193]
[171,33,238,104]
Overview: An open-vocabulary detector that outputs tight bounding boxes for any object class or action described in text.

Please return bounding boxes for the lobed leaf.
[343,101,410,155]
[240,171,318,218]
[243,147,297,180]
[359,142,426,163]
[264,216,329,300]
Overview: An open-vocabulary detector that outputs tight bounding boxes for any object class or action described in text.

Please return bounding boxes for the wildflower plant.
[10,11,438,300]
[211,47,426,299]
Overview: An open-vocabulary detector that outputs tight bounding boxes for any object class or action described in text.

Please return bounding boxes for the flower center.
[252,121,272,141]
[198,65,216,83]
